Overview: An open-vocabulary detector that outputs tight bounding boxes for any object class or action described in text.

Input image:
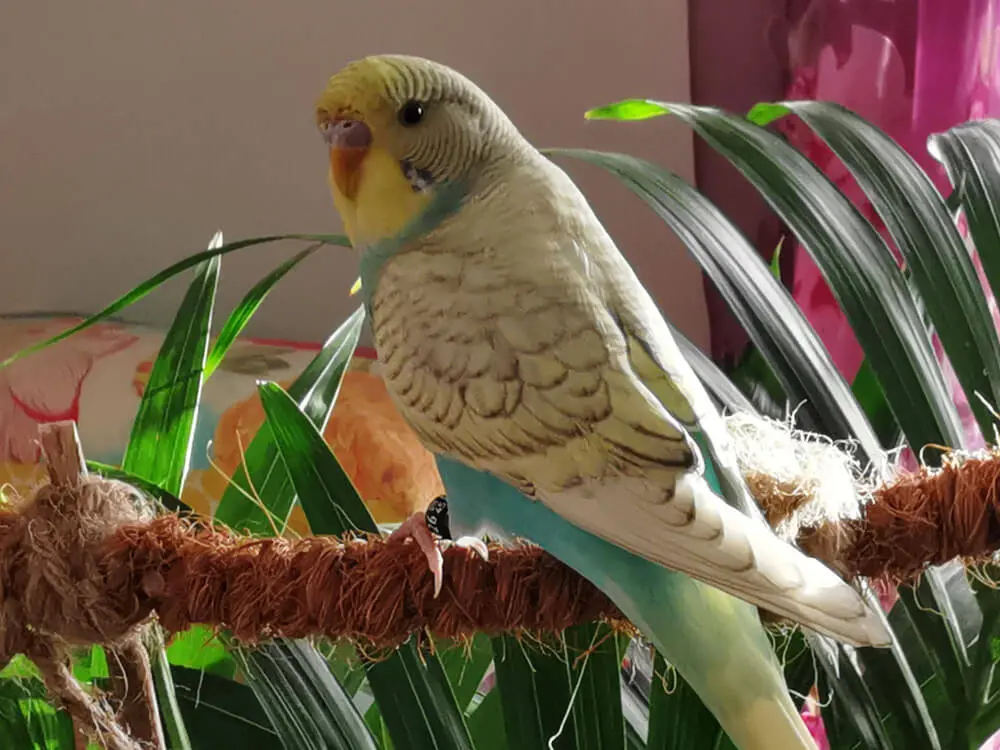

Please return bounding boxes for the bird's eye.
[398,99,425,126]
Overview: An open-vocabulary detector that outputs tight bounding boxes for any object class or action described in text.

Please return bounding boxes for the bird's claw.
[446,536,490,563]
[388,514,489,598]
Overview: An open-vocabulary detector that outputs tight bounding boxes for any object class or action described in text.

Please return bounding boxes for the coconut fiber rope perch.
[4,421,1000,747]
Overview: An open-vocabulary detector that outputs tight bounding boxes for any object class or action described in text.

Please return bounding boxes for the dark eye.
[398,99,425,126]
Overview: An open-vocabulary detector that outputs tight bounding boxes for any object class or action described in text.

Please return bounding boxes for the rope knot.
[1,477,154,655]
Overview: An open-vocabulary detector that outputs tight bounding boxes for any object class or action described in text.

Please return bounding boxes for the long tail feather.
[540,473,890,648]
[653,580,818,750]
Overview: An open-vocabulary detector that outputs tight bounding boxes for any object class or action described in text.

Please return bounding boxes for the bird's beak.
[320,118,372,201]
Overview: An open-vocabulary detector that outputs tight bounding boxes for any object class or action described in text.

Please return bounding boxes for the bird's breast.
[361,165,613,486]
[368,248,523,454]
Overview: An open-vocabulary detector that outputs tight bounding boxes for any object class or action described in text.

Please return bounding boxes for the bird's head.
[315,54,518,249]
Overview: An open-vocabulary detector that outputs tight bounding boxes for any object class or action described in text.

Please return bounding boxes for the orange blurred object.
[191,368,443,532]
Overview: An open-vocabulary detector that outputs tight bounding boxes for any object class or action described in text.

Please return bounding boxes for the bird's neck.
[356,178,472,309]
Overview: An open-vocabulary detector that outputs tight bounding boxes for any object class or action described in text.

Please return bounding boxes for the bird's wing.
[529,222,888,647]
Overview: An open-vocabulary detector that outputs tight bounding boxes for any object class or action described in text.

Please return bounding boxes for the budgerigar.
[314,54,890,750]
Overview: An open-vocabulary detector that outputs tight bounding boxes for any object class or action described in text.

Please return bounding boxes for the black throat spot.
[401,159,435,193]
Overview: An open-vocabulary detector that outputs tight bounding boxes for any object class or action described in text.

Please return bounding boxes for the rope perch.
[118,516,623,646]
[5,420,1000,747]
[85,450,1000,645]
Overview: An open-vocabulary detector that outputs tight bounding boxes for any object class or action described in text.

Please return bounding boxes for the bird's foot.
[387,512,488,597]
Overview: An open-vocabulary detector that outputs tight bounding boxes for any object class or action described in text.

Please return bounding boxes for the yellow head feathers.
[315,55,518,248]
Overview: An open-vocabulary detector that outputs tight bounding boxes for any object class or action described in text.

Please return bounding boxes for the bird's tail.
[645,576,819,750]
[710,689,818,750]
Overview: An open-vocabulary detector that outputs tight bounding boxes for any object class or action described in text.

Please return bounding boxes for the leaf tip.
[746,103,791,127]
[584,99,670,122]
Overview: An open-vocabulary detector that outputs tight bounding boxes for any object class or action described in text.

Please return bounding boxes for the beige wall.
[0,0,708,348]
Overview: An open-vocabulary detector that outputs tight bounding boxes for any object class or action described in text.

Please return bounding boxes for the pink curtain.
[772,0,1000,745]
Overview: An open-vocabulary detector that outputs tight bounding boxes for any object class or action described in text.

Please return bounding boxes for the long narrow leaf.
[645,653,723,749]
[935,136,1000,724]
[886,587,965,742]
[746,104,994,727]
[153,643,192,750]
[0,233,349,370]
[490,626,626,750]
[121,255,219,495]
[0,677,76,750]
[165,626,236,679]
[436,634,495,715]
[582,103,968,747]
[751,101,1000,441]
[969,587,1000,747]
[491,635,578,748]
[86,461,190,515]
[203,303,379,750]
[257,381,373,534]
[205,244,321,378]
[851,361,901,449]
[563,623,626,750]
[812,639,888,749]
[365,648,476,750]
[170,666,281,750]
[929,120,1000,334]
[235,640,377,750]
[467,689,508,750]
[812,603,941,750]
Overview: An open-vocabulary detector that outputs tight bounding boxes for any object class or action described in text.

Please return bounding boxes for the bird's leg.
[424,495,489,569]
[388,502,489,597]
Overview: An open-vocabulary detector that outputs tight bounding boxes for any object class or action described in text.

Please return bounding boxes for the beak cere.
[321,119,372,200]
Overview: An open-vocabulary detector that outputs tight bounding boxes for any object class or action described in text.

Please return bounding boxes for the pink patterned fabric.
[0,318,138,463]
[771,1,1000,746]
[0,315,442,532]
